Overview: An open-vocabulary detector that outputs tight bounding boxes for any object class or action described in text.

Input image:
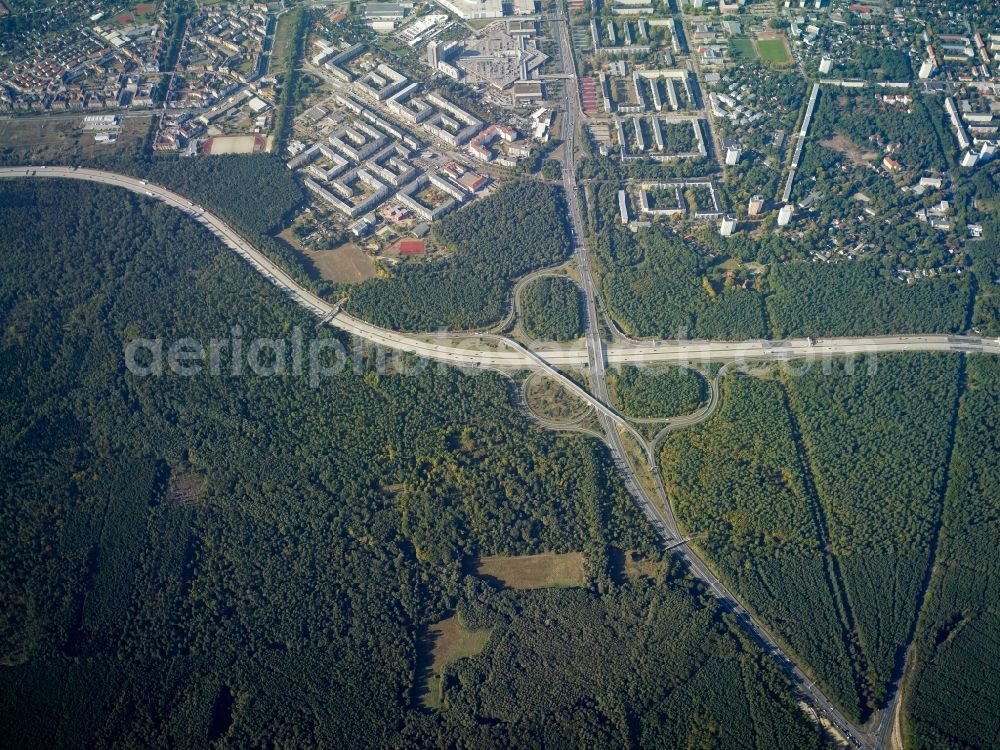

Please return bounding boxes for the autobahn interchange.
[4,161,999,749]
[548,3,876,745]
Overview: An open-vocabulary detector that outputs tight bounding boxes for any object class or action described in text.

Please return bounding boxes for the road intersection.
[4,162,999,749]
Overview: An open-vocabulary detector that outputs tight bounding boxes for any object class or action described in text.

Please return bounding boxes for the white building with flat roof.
[777,204,794,226]
[433,0,503,19]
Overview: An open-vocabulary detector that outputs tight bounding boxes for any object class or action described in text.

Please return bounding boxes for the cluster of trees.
[660,122,699,154]
[905,358,1000,749]
[809,89,950,173]
[966,166,1000,335]
[0,179,828,747]
[540,160,562,181]
[695,224,802,265]
[577,155,714,182]
[972,212,1000,335]
[597,223,768,339]
[157,1,193,77]
[520,276,583,341]
[838,47,912,82]
[767,260,971,337]
[610,365,706,419]
[347,181,570,330]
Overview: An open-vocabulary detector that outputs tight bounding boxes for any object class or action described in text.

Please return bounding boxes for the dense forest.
[837,47,912,82]
[662,354,964,719]
[660,375,867,719]
[346,181,571,331]
[0,179,824,747]
[520,276,583,341]
[136,155,325,296]
[784,354,962,708]
[141,155,305,238]
[610,365,706,419]
[767,260,971,338]
[904,357,1000,749]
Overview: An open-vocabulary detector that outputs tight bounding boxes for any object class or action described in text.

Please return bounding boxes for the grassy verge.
[270,7,308,153]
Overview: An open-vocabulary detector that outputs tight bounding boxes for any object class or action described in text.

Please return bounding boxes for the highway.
[4,163,1000,748]
[549,4,878,747]
[3,167,998,369]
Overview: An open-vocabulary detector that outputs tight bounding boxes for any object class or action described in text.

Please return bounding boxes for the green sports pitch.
[729,37,757,61]
[757,38,791,64]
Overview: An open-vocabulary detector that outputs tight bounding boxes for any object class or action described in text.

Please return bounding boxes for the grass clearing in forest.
[820,134,879,167]
[611,548,660,582]
[418,615,493,709]
[290,239,378,284]
[470,552,586,589]
[163,469,205,506]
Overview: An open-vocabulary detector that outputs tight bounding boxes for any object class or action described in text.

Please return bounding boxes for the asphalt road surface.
[4,163,998,749]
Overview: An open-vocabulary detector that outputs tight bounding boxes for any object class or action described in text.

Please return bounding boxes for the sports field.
[201,134,266,155]
[757,38,791,64]
[729,37,757,61]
